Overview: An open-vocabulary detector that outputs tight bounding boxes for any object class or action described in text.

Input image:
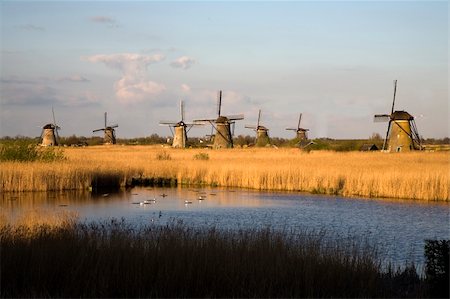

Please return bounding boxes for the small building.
[360,144,379,151]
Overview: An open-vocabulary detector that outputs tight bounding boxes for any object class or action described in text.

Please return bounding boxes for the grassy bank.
[1,146,449,200]
[1,217,428,298]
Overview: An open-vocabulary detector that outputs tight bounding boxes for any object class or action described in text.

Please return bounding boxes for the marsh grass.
[1,146,448,200]
[0,218,427,298]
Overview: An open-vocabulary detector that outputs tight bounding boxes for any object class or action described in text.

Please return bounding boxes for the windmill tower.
[374,80,422,152]
[245,109,270,147]
[93,112,118,144]
[194,90,244,149]
[286,113,309,141]
[40,107,60,146]
[159,100,201,148]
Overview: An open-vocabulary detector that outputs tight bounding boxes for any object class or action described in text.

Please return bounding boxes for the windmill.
[286,113,309,141]
[159,100,202,148]
[194,90,244,149]
[40,107,60,146]
[93,112,118,144]
[374,80,422,152]
[245,109,270,147]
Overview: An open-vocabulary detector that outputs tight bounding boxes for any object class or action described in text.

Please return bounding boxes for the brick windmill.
[40,107,60,146]
[194,90,244,149]
[286,113,309,141]
[245,109,270,147]
[93,112,118,144]
[374,80,422,152]
[159,100,202,148]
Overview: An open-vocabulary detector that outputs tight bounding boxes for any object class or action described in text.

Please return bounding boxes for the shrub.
[424,239,449,298]
[155,151,171,160]
[193,152,209,160]
[0,140,65,162]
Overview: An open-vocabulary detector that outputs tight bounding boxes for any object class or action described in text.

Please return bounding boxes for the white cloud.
[17,24,45,31]
[57,75,90,82]
[181,84,191,93]
[89,16,119,28]
[170,56,196,70]
[83,53,166,104]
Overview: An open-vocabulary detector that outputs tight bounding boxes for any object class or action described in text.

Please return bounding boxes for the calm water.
[2,187,449,267]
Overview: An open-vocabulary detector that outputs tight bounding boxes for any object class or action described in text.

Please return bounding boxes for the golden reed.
[1,146,448,201]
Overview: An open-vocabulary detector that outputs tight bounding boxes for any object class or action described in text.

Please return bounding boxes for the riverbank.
[1,146,448,201]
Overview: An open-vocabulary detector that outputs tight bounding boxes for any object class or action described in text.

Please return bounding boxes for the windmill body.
[41,124,58,146]
[245,109,270,147]
[93,112,118,145]
[160,100,199,148]
[172,124,187,148]
[103,127,116,144]
[214,116,234,148]
[374,81,422,153]
[194,90,244,149]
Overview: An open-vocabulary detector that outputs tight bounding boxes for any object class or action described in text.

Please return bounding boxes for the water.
[2,187,449,268]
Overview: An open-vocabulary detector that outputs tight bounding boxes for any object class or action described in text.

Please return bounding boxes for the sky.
[0,1,448,139]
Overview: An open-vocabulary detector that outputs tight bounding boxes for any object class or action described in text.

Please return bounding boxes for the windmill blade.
[374,114,391,122]
[297,113,302,130]
[245,125,257,130]
[93,128,105,133]
[180,100,185,122]
[286,128,298,131]
[52,106,58,127]
[193,118,217,122]
[391,80,397,114]
[104,112,107,128]
[159,121,178,126]
[382,120,392,151]
[184,121,204,126]
[217,90,222,117]
[231,121,236,136]
[257,109,261,128]
[225,114,244,120]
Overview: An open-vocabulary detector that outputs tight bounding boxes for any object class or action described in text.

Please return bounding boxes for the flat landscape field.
[1,146,449,201]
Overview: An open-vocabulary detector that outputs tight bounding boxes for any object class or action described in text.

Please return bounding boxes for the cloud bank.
[83,53,166,104]
[89,16,119,28]
[170,56,196,70]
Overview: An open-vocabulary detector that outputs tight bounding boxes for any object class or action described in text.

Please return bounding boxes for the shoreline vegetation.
[0,214,437,298]
[1,145,449,201]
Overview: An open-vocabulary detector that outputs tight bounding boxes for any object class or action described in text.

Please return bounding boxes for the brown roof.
[392,111,413,120]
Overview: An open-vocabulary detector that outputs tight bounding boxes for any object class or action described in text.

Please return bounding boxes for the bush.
[424,239,449,298]
[0,140,65,162]
[155,151,171,160]
[193,152,209,160]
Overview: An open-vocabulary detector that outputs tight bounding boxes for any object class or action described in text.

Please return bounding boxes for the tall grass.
[1,146,449,200]
[0,218,426,298]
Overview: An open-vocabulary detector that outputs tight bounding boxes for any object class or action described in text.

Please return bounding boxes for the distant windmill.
[194,90,244,149]
[40,107,60,146]
[374,80,422,152]
[286,113,309,141]
[245,109,270,147]
[159,100,202,148]
[93,112,118,144]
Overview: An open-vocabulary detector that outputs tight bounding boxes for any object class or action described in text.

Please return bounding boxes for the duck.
[184,200,193,204]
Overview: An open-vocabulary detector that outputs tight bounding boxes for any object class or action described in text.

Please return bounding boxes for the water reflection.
[1,187,449,268]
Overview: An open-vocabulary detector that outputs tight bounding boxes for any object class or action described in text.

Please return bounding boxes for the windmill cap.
[216,116,229,123]
[43,124,56,129]
[392,110,414,120]
[257,126,268,131]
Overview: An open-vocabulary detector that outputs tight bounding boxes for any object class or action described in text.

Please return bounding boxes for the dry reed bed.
[1,217,426,298]
[1,146,449,201]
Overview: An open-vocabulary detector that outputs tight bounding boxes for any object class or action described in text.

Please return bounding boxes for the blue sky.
[1,1,448,139]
